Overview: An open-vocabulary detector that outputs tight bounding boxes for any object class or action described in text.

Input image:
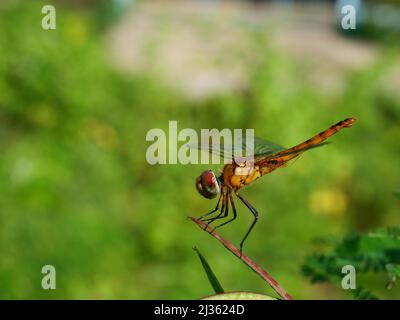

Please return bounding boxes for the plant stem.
[190,216,294,300]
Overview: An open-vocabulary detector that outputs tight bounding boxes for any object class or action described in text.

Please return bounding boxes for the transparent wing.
[185,142,245,161]
[249,137,286,159]
[186,136,286,162]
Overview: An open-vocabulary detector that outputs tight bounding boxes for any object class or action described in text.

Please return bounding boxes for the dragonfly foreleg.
[235,192,259,256]
[198,193,223,221]
[203,192,229,226]
[214,192,237,229]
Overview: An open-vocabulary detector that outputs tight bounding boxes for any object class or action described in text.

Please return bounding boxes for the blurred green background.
[0,0,399,299]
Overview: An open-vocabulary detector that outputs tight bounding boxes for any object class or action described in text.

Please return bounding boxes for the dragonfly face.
[195,170,221,199]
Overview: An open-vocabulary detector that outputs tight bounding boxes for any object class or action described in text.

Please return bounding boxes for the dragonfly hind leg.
[235,192,259,256]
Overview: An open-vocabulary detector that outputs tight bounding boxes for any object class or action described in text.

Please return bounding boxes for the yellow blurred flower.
[63,16,87,44]
[82,119,120,150]
[308,188,348,217]
[29,103,57,128]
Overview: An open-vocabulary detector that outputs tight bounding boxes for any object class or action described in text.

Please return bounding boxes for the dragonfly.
[190,117,357,255]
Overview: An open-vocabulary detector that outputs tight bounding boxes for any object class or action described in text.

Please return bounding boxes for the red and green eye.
[196,170,220,199]
[201,170,216,187]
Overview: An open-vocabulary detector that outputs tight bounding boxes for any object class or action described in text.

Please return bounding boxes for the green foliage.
[302,227,400,299]
[193,247,224,294]
[386,264,400,289]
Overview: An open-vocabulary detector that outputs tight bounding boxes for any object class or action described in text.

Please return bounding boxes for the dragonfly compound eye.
[195,170,220,199]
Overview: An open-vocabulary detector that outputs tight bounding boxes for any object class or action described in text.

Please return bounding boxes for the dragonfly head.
[196,170,221,199]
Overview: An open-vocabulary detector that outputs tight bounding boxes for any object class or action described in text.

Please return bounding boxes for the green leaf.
[352,288,379,300]
[302,227,400,299]
[193,246,224,294]
[201,291,277,300]
[386,263,400,289]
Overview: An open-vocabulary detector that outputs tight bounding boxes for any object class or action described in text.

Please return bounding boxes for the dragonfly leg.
[235,192,259,257]
[204,192,229,225]
[198,193,223,221]
[214,192,237,229]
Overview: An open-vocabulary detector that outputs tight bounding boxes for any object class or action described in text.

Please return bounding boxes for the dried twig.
[190,216,294,300]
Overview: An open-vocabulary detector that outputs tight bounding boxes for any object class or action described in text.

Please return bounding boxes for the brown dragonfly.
[191,117,356,254]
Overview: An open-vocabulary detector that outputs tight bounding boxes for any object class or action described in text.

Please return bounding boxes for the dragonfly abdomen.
[275,117,356,156]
